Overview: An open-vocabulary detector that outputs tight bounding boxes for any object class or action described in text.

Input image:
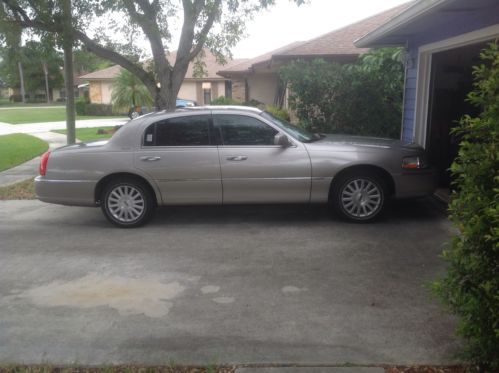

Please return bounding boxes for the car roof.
[177,105,263,113]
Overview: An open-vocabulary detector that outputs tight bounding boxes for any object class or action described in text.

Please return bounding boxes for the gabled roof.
[218,2,412,76]
[217,41,305,75]
[275,2,413,58]
[79,65,122,80]
[355,0,499,48]
[80,49,244,81]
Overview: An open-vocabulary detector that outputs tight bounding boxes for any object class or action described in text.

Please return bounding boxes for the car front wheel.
[101,179,155,227]
[331,172,386,222]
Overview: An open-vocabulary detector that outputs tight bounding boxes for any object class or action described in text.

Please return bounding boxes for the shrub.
[75,97,88,115]
[84,103,114,116]
[211,96,241,105]
[432,41,499,372]
[280,48,404,138]
[265,105,290,121]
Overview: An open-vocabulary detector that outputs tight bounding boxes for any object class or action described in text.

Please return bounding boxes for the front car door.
[213,112,312,204]
[134,113,222,205]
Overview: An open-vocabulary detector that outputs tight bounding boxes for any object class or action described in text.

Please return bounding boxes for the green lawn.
[0,107,126,124]
[0,133,49,172]
[53,126,116,142]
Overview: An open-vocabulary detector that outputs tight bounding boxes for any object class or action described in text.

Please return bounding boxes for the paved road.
[0,198,458,365]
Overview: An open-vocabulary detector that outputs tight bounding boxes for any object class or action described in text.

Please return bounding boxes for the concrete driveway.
[0,198,458,366]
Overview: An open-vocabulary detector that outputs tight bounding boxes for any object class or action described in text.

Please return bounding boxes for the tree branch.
[189,0,222,60]
[74,29,156,92]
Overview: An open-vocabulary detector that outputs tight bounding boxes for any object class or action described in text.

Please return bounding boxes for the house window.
[202,82,212,105]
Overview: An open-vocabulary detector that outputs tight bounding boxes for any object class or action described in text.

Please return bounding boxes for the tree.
[433,41,499,373]
[0,40,64,100]
[280,48,404,138]
[111,68,153,111]
[0,0,304,111]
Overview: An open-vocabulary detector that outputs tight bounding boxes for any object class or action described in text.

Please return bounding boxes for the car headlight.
[402,156,427,169]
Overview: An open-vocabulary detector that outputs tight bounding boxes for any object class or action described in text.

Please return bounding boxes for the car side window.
[143,115,211,146]
[213,114,278,146]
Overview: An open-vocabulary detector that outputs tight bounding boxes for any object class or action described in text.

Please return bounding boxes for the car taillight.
[39,151,51,176]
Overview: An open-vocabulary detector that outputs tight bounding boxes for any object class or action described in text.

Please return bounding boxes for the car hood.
[309,134,421,151]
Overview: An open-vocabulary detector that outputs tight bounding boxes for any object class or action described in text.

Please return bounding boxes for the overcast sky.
[231,0,410,58]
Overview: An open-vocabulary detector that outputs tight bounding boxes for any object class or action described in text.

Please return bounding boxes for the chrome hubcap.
[107,185,145,223]
[341,178,382,218]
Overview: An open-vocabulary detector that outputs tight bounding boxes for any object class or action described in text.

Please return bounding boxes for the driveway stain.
[10,274,185,318]
[201,285,220,294]
[212,296,235,304]
[282,286,308,294]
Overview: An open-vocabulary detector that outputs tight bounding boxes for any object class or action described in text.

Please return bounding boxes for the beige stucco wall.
[88,79,229,106]
[100,81,113,104]
[88,81,112,104]
[247,73,279,105]
[89,81,102,104]
[178,81,198,101]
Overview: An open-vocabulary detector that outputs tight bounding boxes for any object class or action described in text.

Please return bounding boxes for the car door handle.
[226,155,248,161]
[140,156,161,161]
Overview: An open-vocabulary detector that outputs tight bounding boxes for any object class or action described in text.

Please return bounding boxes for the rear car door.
[214,113,311,204]
[134,114,222,204]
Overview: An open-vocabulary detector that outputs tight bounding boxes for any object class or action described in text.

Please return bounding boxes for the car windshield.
[260,112,320,142]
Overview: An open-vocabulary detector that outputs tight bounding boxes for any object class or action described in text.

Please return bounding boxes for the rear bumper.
[34,176,97,207]
[392,168,437,199]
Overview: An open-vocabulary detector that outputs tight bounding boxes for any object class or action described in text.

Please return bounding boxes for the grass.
[53,126,116,142]
[0,178,36,200]
[0,133,48,172]
[0,107,126,124]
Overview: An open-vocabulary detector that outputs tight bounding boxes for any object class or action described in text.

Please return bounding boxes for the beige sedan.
[35,106,435,227]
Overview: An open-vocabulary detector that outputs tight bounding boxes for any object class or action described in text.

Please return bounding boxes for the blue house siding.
[400,6,499,143]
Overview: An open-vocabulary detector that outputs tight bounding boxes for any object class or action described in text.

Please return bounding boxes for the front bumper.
[35,176,97,207]
[392,168,437,199]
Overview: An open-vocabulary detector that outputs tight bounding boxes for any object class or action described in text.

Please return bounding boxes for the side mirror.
[274,133,291,147]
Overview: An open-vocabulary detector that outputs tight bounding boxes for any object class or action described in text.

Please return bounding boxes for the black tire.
[330,171,387,222]
[101,178,155,228]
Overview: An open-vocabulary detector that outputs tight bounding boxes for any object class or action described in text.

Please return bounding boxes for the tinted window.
[143,115,211,146]
[214,114,278,146]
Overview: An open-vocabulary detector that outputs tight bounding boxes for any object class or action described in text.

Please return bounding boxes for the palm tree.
[111,69,153,116]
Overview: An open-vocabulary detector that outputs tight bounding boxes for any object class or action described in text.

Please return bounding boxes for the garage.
[355,0,499,199]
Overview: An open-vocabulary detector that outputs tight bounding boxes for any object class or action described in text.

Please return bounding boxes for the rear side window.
[213,114,278,146]
[143,115,211,146]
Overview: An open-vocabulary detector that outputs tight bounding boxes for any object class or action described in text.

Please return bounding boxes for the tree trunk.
[62,0,75,145]
[42,62,50,103]
[17,61,25,103]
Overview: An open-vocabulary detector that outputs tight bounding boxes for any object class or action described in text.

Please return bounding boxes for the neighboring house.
[355,0,499,189]
[217,2,411,106]
[79,50,245,105]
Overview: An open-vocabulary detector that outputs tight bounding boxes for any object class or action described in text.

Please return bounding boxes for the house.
[217,2,411,106]
[355,0,499,190]
[79,50,245,106]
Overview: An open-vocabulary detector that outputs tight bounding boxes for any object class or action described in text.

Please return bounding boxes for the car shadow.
[147,196,447,227]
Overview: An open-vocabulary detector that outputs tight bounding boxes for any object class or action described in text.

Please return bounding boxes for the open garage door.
[426,41,490,189]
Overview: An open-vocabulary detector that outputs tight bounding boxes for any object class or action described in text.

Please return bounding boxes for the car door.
[134,114,222,205]
[214,113,312,204]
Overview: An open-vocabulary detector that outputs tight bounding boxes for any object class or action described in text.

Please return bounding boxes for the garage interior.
[426,40,492,198]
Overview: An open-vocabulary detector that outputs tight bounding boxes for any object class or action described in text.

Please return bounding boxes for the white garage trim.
[413,24,499,146]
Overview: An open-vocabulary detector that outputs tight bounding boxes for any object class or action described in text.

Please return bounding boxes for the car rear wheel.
[331,172,386,222]
[101,178,155,228]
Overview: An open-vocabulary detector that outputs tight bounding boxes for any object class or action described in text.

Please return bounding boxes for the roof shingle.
[218,2,413,75]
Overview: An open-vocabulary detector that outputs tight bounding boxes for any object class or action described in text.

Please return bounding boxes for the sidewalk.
[0,118,129,187]
[0,117,128,135]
